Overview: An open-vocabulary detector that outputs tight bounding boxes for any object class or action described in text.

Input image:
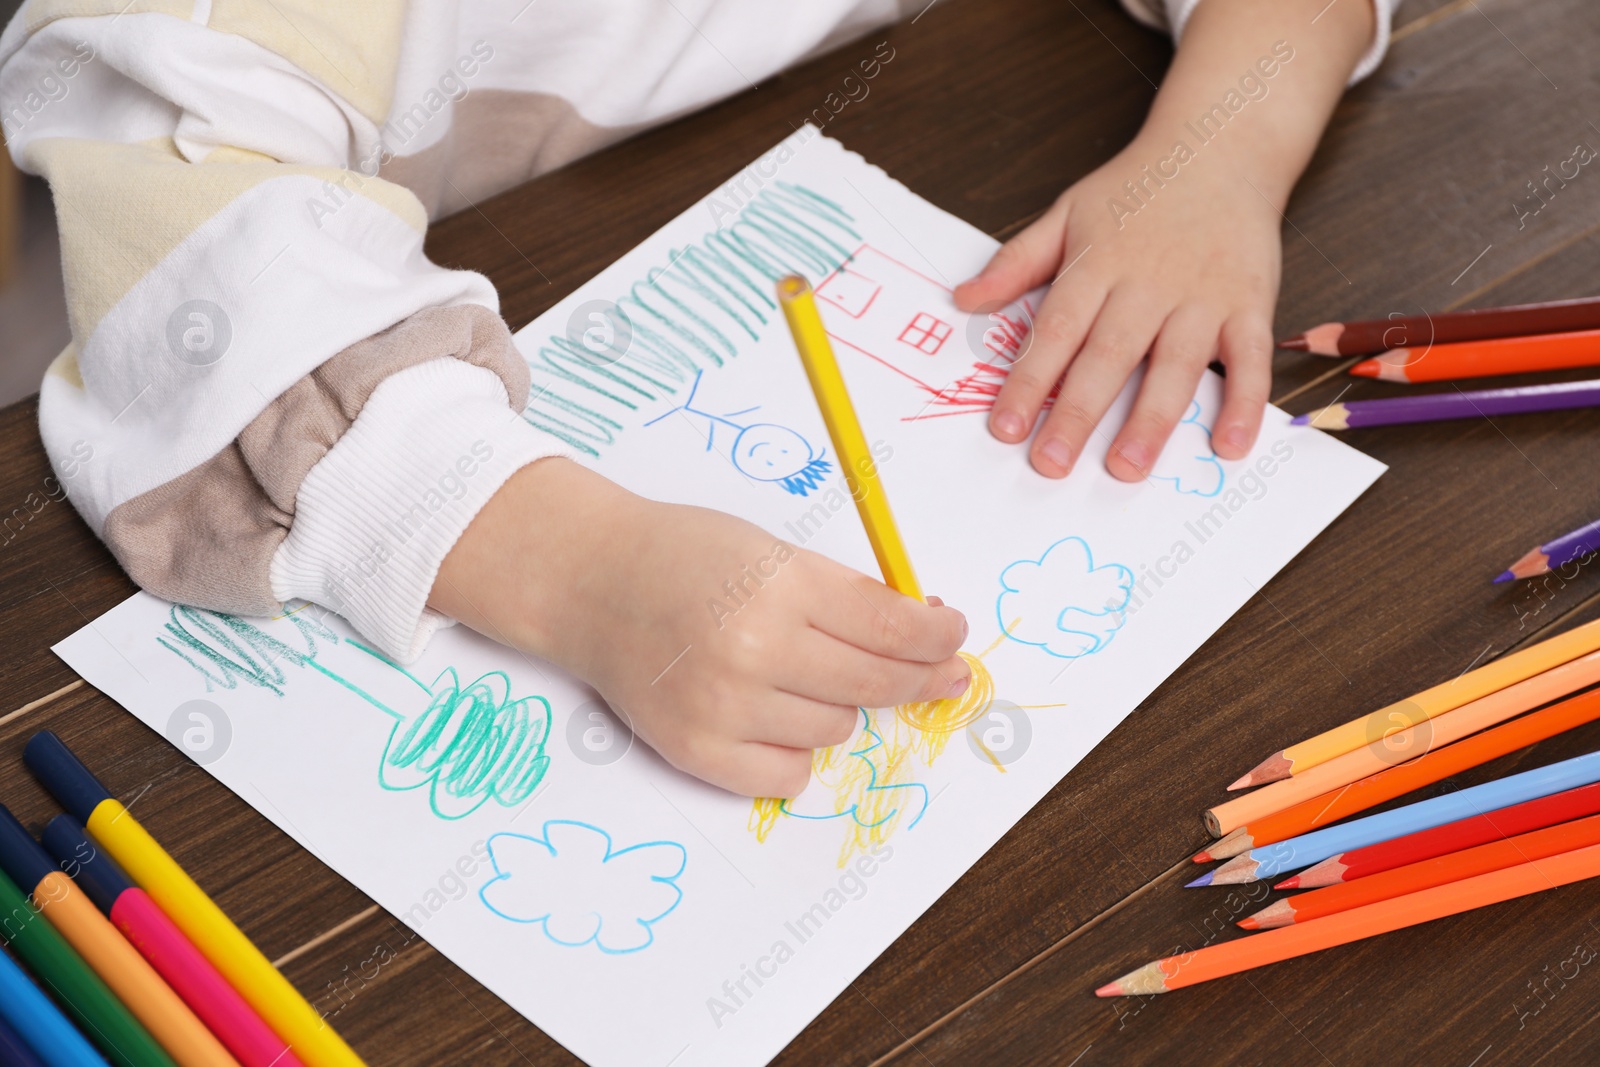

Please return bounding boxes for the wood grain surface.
[3,0,1599,1063]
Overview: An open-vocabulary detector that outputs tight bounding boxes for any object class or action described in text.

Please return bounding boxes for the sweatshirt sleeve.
[1119,0,1401,83]
[1,3,567,663]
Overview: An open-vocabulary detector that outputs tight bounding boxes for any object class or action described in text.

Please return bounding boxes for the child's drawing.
[645,368,833,496]
[996,537,1133,659]
[479,821,687,954]
[815,244,1034,420]
[159,606,551,820]
[1146,400,1225,497]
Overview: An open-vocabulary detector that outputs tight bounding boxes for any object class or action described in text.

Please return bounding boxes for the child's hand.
[953,135,1279,481]
[431,459,971,798]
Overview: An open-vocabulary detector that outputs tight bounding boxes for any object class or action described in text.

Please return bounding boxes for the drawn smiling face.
[731,424,816,480]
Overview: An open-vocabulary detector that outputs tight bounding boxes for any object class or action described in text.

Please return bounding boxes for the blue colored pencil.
[1192,748,1600,885]
[0,1014,50,1067]
[0,944,110,1067]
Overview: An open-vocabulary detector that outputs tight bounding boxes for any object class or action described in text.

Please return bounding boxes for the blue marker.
[0,943,110,1067]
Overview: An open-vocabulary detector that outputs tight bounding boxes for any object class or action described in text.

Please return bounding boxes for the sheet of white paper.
[53,129,1384,1067]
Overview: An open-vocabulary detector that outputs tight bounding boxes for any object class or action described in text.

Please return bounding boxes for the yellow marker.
[777,274,922,598]
[86,801,368,1067]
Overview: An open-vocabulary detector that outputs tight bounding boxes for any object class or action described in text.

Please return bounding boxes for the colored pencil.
[1351,328,1600,383]
[1241,812,1600,929]
[1204,650,1600,839]
[1292,378,1600,431]
[0,865,174,1067]
[0,807,239,1067]
[1195,747,1600,885]
[1283,781,1600,889]
[1230,615,1600,789]
[1279,296,1600,357]
[0,944,110,1067]
[777,274,921,598]
[23,733,367,1067]
[0,1015,50,1067]
[1099,842,1600,995]
[1204,686,1600,862]
[42,818,307,1067]
[1496,516,1600,583]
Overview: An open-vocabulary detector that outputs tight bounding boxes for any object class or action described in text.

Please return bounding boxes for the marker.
[777,274,922,598]
[42,817,307,1067]
[0,807,239,1067]
[24,732,368,1067]
[0,944,110,1067]
[0,1014,50,1067]
[0,863,173,1067]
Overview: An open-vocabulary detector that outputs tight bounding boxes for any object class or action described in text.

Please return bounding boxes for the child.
[1,0,1394,797]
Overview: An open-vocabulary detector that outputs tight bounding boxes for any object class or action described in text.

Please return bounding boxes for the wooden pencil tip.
[1242,901,1295,930]
[1349,360,1379,379]
[1185,871,1215,888]
[1192,850,1213,863]
[1205,833,1255,860]
[1492,570,1516,585]
[1302,322,1346,357]
[1231,753,1292,790]
[1236,917,1260,931]
[1274,875,1301,890]
[1095,962,1169,997]
[1207,856,1260,885]
[1277,336,1309,351]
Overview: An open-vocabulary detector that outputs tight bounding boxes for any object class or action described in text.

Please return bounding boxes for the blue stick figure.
[645,369,833,496]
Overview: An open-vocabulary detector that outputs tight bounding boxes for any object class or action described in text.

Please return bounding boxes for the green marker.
[0,866,176,1067]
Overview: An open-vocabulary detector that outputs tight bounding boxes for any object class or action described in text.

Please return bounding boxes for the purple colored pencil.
[1496,517,1600,583]
[1292,378,1600,430]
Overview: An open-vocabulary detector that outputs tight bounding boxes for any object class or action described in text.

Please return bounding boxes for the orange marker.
[0,807,241,1067]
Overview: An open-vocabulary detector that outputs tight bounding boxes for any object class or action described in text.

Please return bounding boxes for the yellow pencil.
[777,274,922,598]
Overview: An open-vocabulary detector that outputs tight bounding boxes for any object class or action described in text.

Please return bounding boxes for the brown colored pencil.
[1279,295,1600,357]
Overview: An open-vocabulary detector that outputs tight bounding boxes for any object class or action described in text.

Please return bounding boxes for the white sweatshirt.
[0,0,1397,662]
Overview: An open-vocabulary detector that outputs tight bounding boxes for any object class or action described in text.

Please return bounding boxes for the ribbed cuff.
[1166,0,1394,86]
[269,357,568,663]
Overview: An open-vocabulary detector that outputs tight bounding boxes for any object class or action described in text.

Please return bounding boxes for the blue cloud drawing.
[479,821,686,954]
[996,537,1133,659]
[1147,400,1224,497]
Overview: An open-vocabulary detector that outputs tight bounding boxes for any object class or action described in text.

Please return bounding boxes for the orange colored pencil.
[1096,842,1600,995]
[1351,327,1600,383]
[1230,616,1600,789]
[1239,812,1600,929]
[1202,650,1600,839]
[1200,684,1600,860]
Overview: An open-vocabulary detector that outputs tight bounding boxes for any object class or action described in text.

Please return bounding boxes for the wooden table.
[5,0,1600,1061]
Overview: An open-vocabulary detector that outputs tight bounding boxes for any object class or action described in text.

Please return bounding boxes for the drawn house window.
[814,265,883,318]
[898,313,951,356]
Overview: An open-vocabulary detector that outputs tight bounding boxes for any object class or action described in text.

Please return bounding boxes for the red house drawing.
[813,244,1036,419]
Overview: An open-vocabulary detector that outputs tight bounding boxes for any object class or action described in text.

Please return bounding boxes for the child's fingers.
[988,276,1105,443]
[720,741,816,798]
[778,631,970,710]
[1213,313,1273,458]
[952,198,1070,311]
[740,693,861,751]
[1030,289,1164,478]
[1106,308,1220,482]
[809,567,967,662]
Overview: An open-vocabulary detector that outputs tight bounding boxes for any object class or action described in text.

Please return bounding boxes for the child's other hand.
[431,459,970,798]
[953,135,1279,481]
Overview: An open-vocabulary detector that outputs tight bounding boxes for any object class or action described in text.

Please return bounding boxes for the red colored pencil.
[1280,295,1600,357]
[1278,780,1600,889]
[1243,812,1600,929]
